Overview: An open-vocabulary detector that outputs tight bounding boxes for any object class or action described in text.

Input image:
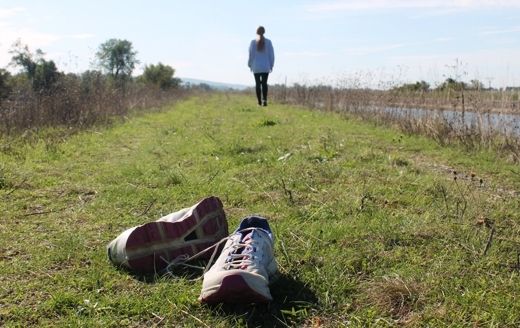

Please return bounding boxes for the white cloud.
[344,43,405,56]
[282,51,329,58]
[0,27,61,66]
[433,37,454,42]
[0,8,95,68]
[0,7,57,67]
[68,33,96,40]
[0,7,25,18]
[480,26,520,35]
[305,0,520,12]
[387,47,520,87]
[168,60,193,69]
[342,37,455,57]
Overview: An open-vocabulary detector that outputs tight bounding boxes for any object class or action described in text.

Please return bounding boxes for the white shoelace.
[223,232,257,270]
[161,227,261,279]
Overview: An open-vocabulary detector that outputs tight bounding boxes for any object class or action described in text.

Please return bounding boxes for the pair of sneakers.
[107,196,277,303]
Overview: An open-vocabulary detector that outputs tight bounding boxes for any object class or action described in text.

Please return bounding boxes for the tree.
[197,83,212,91]
[9,41,37,78]
[469,79,485,91]
[139,62,179,90]
[96,39,138,80]
[393,80,430,92]
[415,80,430,92]
[436,78,465,91]
[9,40,60,92]
[0,69,12,100]
[80,70,106,94]
[32,60,59,92]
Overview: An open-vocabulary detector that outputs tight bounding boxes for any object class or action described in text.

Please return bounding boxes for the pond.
[378,107,520,136]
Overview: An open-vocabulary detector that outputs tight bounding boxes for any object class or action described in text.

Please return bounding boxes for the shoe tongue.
[241,230,254,242]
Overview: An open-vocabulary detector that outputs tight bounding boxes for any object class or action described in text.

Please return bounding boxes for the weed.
[1,94,520,326]
[258,119,277,127]
[271,83,520,162]
[0,166,9,190]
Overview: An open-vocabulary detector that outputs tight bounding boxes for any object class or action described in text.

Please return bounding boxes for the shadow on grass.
[111,262,319,326]
[205,272,318,327]
[114,260,207,283]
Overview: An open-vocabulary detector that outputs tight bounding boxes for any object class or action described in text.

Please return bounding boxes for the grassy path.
[1,94,519,327]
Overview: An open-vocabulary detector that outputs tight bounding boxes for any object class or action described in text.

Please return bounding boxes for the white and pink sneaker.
[107,196,228,273]
[199,216,277,303]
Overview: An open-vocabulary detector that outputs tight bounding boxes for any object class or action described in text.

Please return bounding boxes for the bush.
[139,62,180,90]
[0,40,188,133]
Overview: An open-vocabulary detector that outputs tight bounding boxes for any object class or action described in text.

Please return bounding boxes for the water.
[308,99,520,136]
[378,107,520,136]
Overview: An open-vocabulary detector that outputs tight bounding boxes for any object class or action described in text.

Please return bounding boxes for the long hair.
[256,26,265,51]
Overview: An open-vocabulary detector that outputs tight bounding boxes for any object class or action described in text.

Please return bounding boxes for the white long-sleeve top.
[248,38,275,74]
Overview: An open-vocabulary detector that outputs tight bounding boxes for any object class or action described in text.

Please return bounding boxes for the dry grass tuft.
[365,276,424,322]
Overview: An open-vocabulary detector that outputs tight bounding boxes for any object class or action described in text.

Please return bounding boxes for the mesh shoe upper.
[199,216,277,303]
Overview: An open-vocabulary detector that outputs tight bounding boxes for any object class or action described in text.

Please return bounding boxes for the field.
[1,94,520,327]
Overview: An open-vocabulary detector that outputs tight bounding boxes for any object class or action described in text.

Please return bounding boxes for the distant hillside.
[180,78,250,91]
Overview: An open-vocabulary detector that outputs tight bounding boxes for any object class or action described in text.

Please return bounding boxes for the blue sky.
[1,0,519,88]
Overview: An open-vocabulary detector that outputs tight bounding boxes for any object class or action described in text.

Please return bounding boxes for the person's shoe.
[199,216,277,303]
[262,100,268,107]
[107,196,228,273]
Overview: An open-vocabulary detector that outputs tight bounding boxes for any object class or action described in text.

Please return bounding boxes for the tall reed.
[270,83,520,161]
[0,74,188,134]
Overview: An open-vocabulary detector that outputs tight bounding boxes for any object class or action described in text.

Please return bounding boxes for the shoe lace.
[161,227,262,279]
[223,232,259,270]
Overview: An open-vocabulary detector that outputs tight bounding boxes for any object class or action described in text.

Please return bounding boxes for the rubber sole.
[200,274,271,304]
[118,196,228,273]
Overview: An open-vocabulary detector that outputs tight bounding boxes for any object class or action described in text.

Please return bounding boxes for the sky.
[1,0,520,88]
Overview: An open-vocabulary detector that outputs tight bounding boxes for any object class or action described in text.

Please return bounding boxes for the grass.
[271,86,520,162]
[1,94,520,327]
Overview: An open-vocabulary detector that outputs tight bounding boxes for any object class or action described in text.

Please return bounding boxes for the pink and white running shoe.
[199,216,277,303]
[107,196,228,273]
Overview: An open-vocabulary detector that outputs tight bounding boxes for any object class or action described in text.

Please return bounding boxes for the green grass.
[1,94,520,327]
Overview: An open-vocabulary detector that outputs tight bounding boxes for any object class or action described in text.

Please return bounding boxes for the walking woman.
[248,26,275,106]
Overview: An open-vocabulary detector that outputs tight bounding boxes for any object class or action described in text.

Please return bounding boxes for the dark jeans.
[254,73,269,105]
